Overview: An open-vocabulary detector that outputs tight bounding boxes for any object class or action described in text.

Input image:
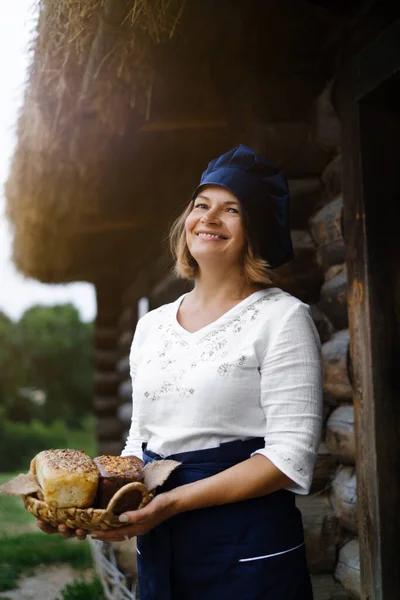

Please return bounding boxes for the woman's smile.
[195,230,228,241]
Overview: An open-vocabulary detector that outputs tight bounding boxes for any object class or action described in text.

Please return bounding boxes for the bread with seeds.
[30,449,99,508]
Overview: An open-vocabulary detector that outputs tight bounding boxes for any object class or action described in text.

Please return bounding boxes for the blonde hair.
[169,199,273,286]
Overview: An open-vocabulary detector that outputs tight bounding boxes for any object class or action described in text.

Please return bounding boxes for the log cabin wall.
[116,272,151,452]
[117,297,138,447]
[94,283,123,456]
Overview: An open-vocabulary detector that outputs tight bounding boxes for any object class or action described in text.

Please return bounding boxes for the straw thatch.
[5,0,186,281]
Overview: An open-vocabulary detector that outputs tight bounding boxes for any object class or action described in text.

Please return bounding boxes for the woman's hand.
[90,492,176,542]
[36,520,88,541]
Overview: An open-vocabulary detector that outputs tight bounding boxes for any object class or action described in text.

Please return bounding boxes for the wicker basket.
[23,482,154,531]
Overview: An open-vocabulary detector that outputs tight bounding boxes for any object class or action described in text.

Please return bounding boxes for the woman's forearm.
[91,455,294,541]
[165,454,293,516]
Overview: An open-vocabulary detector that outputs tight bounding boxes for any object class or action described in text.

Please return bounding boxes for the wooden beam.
[302,0,361,15]
[140,118,228,132]
[342,19,400,103]
[339,26,400,598]
[76,217,152,234]
[341,100,381,599]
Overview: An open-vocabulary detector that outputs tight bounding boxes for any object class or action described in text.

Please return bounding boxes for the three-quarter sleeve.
[252,303,323,494]
[120,323,147,459]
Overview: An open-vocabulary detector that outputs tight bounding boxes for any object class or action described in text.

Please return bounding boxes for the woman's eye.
[193,203,239,214]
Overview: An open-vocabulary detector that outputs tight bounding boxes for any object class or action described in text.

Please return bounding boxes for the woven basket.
[23,482,154,531]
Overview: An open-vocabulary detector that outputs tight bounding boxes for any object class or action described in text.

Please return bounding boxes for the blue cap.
[192,144,293,269]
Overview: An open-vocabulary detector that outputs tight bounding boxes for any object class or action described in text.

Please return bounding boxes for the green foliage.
[0,410,67,472]
[0,534,92,592]
[65,415,97,458]
[57,576,106,600]
[0,305,93,427]
[0,414,96,472]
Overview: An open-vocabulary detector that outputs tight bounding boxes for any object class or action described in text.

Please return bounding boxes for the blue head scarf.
[192,144,293,269]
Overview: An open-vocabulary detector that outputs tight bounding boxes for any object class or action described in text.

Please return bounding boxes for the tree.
[0,311,19,410]
[0,304,93,427]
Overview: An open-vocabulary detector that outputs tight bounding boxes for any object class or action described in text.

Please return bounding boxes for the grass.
[57,575,106,600]
[0,470,94,592]
[0,533,93,592]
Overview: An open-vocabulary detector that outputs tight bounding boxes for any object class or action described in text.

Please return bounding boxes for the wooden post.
[338,20,400,599]
[94,281,122,456]
[117,299,138,445]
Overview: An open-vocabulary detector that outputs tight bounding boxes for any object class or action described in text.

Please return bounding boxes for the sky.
[0,2,96,322]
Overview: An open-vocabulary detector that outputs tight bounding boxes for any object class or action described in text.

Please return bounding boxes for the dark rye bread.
[93,455,144,514]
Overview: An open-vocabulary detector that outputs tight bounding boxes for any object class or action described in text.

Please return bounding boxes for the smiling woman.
[39,145,323,600]
[112,145,323,600]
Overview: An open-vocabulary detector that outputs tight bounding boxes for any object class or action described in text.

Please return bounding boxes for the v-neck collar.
[172,288,275,341]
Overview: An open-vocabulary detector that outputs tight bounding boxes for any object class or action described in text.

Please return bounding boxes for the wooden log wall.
[117,300,137,445]
[307,82,360,598]
[335,539,361,599]
[94,283,122,456]
[116,272,151,450]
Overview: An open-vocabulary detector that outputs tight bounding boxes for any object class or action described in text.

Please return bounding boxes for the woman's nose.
[201,209,221,224]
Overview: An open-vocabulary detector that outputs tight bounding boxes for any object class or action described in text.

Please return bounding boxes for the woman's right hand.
[36,520,88,540]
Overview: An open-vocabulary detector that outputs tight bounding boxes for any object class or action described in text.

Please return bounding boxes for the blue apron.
[137,438,313,600]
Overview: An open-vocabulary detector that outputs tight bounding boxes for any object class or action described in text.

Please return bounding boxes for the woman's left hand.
[90,492,175,542]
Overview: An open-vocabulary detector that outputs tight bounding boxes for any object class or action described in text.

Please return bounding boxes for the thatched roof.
[5,0,186,282]
[5,0,346,284]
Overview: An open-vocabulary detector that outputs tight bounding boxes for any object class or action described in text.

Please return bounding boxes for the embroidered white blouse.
[121,287,323,494]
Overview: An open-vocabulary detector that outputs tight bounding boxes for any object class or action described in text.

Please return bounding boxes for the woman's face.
[185,185,246,268]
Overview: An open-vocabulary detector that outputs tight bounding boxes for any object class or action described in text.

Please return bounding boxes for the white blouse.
[122,288,323,494]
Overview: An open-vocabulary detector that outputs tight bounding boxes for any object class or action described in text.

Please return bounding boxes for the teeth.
[197,233,224,239]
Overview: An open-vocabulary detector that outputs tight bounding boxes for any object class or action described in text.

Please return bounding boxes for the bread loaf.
[30,449,99,508]
[93,455,144,514]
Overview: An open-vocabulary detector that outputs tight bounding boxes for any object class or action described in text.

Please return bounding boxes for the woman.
[39,145,323,599]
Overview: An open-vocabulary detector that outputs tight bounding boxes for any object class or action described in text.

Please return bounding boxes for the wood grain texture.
[296,495,340,574]
[339,25,400,595]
